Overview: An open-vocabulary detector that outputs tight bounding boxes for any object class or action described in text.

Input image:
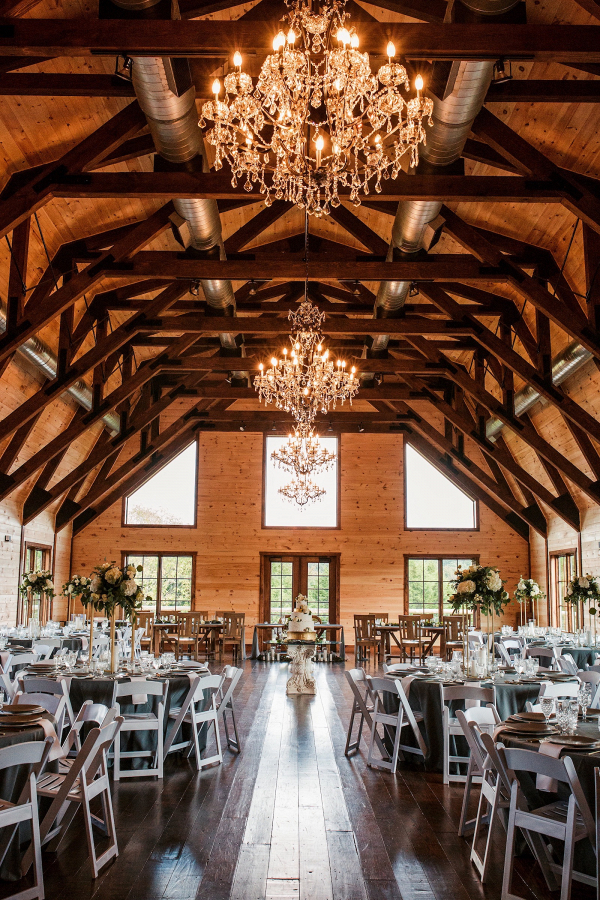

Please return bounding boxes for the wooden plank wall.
[71,432,529,636]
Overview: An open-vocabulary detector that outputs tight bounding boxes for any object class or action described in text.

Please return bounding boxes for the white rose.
[486,573,502,592]
[122,579,137,597]
[517,579,526,591]
[90,575,101,592]
[44,579,54,590]
[458,580,475,594]
[104,567,121,585]
[579,576,590,589]
[567,586,573,596]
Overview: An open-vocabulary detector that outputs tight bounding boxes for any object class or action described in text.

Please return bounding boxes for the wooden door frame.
[549,549,577,630]
[18,541,53,625]
[259,552,341,623]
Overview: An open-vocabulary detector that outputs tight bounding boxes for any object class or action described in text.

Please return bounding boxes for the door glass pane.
[270,560,294,623]
[306,561,330,621]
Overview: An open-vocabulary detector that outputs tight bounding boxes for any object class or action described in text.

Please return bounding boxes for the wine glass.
[578,684,592,722]
[540,696,554,728]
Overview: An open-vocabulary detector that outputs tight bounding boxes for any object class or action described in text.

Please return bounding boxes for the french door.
[551,551,577,630]
[260,554,339,624]
[19,543,52,625]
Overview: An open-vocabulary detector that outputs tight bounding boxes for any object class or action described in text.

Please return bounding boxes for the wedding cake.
[286,595,317,642]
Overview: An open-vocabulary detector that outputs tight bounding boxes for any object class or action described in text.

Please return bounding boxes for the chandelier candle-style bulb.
[199,0,433,216]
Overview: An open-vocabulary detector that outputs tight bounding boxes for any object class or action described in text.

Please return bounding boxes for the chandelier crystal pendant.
[200,0,433,217]
[254,298,360,425]
[279,474,326,506]
[272,422,336,477]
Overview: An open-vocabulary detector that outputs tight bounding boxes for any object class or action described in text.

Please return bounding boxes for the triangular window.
[405,444,477,529]
[124,442,197,526]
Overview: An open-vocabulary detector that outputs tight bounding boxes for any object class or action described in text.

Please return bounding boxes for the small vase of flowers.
[514,578,545,626]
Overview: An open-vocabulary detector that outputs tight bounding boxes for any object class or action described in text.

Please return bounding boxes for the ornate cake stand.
[286,642,317,695]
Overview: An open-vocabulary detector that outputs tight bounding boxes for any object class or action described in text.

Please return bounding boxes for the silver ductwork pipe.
[112,1,240,357]
[486,342,593,440]
[0,305,120,433]
[372,0,520,352]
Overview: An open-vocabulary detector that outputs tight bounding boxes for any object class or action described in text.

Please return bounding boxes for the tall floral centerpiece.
[20,570,54,624]
[564,573,600,635]
[63,576,93,659]
[82,563,147,672]
[514,578,545,626]
[449,564,510,671]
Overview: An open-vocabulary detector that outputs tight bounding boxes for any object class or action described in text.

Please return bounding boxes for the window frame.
[259,552,341,623]
[550,549,578,631]
[121,438,199,529]
[404,554,479,620]
[404,442,479,532]
[121,551,196,615]
[18,542,53,625]
[261,433,341,530]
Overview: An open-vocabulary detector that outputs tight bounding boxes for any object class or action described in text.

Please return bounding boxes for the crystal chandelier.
[200,0,433,216]
[254,297,360,425]
[279,474,326,506]
[272,422,336,477]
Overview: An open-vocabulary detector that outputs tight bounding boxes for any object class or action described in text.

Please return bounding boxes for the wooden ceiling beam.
[0,100,146,239]
[3,20,600,61]
[486,80,600,103]
[0,55,52,73]
[43,171,565,202]
[223,201,291,255]
[0,203,174,366]
[471,107,600,235]
[89,134,155,169]
[6,216,29,333]
[440,206,600,359]
[138,313,475,335]
[462,138,521,174]
[0,73,136,96]
[571,0,600,22]
[327,205,389,256]
[99,253,506,281]
[584,223,600,330]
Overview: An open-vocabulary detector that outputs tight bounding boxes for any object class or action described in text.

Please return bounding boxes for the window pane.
[423,559,438,581]
[408,559,423,580]
[125,442,197,526]
[405,444,477,529]
[264,436,338,527]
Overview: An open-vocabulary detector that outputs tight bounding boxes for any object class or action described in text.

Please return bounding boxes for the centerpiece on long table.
[63,575,93,659]
[80,562,148,672]
[449,564,510,673]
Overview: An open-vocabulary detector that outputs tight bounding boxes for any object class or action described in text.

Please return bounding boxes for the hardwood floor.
[10,659,596,900]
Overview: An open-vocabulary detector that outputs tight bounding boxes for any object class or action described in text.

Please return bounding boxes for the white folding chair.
[59,701,117,776]
[526,646,558,669]
[366,677,427,773]
[20,675,75,734]
[216,665,243,752]
[538,680,580,700]
[441,685,495,785]
[14,691,66,737]
[29,718,123,879]
[31,644,51,660]
[499,747,596,900]
[1,655,39,701]
[557,654,579,676]
[495,642,513,667]
[344,668,384,757]
[0,739,52,900]
[455,707,500,839]
[113,679,167,780]
[163,674,223,770]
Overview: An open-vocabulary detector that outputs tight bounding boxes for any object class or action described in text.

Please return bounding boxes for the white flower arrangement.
[20,570,54,599]
[62,575,91,598]
[564,573,600,613]
[514,578,546,604]
[81,562,149,619]
[449,564,509,616]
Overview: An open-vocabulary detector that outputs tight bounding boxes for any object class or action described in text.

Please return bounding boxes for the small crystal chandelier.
[272,423,336,477]
[279,474,326,506]
[254,298,359,425]
[200,0,433,217]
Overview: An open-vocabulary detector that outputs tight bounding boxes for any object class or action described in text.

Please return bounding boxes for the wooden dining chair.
[354,615,378,662]
[397,615,427,663]
[158,614,180,654]
[368,613,389,622]
[442,615,466,660]
[218,613,246,661]
[172,612,204,661]
[135,612,154,653]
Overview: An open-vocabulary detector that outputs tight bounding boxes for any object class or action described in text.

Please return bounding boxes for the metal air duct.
[0,305,120,433]
[371,0,520,351]
[485,341,593,440]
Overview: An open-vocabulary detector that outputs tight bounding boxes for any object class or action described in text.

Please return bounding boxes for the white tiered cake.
[286,595,317,642]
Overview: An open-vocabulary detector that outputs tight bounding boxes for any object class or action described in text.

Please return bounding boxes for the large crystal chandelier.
[254,298,359,424]
[272,422,336,477]
[279,474,326,506]
[200,0,433,216]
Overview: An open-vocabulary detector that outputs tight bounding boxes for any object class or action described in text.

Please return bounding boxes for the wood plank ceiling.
[0,0,599,540]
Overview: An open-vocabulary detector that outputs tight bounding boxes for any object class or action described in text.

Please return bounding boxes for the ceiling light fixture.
[271,422,336,477]
[279,475,326,506]
[493,57,513,85]
[200,0,432,217]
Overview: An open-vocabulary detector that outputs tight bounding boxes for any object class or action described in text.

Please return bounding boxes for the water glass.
[568,699,579,734]
[540,696,554,726]
[578,684,592,722]
[556,698,570,734]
